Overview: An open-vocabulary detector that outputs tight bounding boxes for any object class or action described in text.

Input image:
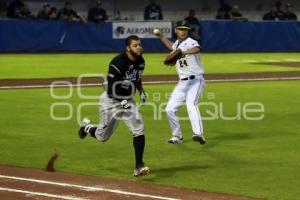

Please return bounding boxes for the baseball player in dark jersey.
[78,35,149,177]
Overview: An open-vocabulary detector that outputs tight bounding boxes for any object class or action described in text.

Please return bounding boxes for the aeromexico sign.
[112,21,172,39]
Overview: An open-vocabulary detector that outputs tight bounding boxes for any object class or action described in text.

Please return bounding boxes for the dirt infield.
[1,71,300,89]
[0,165,261,200]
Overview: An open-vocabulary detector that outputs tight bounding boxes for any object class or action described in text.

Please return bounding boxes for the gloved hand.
[164,49,183,66]
[120,99,131,109]
[140,90,147,103]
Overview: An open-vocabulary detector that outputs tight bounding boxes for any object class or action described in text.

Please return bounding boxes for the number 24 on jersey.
[179,59,188,68]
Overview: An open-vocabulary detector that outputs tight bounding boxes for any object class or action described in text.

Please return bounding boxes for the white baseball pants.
[165,75,205,138]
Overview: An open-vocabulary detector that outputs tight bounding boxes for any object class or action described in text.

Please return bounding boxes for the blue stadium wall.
[0,19,300,52]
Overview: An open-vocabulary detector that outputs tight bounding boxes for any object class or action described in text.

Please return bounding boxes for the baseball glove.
[164,49,183,66]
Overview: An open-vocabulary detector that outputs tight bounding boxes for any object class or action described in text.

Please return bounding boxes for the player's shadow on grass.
[203,132,253,149]
[170,132,252,152]
[145,164,212,180]
[212,132,253,140]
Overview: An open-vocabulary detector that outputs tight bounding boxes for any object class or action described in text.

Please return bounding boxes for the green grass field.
[0,53,300,79]
[0,81,300,200]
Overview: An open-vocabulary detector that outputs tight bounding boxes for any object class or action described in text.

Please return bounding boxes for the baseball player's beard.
[129,49,142,58]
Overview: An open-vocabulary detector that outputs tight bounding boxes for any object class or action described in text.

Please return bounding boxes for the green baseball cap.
[175,20,191,29]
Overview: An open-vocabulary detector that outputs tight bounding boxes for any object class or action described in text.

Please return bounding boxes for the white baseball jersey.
[172,37,204,79]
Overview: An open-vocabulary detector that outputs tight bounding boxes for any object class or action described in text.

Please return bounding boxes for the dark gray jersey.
[106,52,145,101]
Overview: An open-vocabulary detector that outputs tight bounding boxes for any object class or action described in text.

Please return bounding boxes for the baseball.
[153,28,160,35]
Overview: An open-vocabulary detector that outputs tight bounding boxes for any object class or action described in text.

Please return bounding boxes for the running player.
[78,35,149,177]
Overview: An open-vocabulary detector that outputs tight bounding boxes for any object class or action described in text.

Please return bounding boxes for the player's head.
[43,3,50,13]
[175,20,190,41]
[188,9,195,17]
[96,0,102,8]
[125,35,143,58]
[286,3,293,12]
[64,1,72,10]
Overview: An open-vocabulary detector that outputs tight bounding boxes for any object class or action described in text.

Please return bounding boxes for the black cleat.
[78,118,91,139]
[78,127,87,139]
[192,134,206,144]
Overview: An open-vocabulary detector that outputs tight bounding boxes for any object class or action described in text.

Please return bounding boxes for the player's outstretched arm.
[160,36,173,50]
[153,28,173,50]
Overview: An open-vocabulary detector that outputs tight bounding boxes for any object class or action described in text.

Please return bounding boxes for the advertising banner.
[112,21,172,39]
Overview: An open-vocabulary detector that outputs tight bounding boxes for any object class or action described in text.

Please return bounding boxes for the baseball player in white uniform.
[154,20,206,144]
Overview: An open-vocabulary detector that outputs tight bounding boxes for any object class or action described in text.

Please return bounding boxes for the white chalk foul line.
[0,186,87,200]
[283,59,300,62]
[0,84,102,89]
[0,174,180,200]
[206,77,300,82]
[240,60,257,63]
[1,76,300,89]
[0,82,178,89]
[264,59,280,62]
